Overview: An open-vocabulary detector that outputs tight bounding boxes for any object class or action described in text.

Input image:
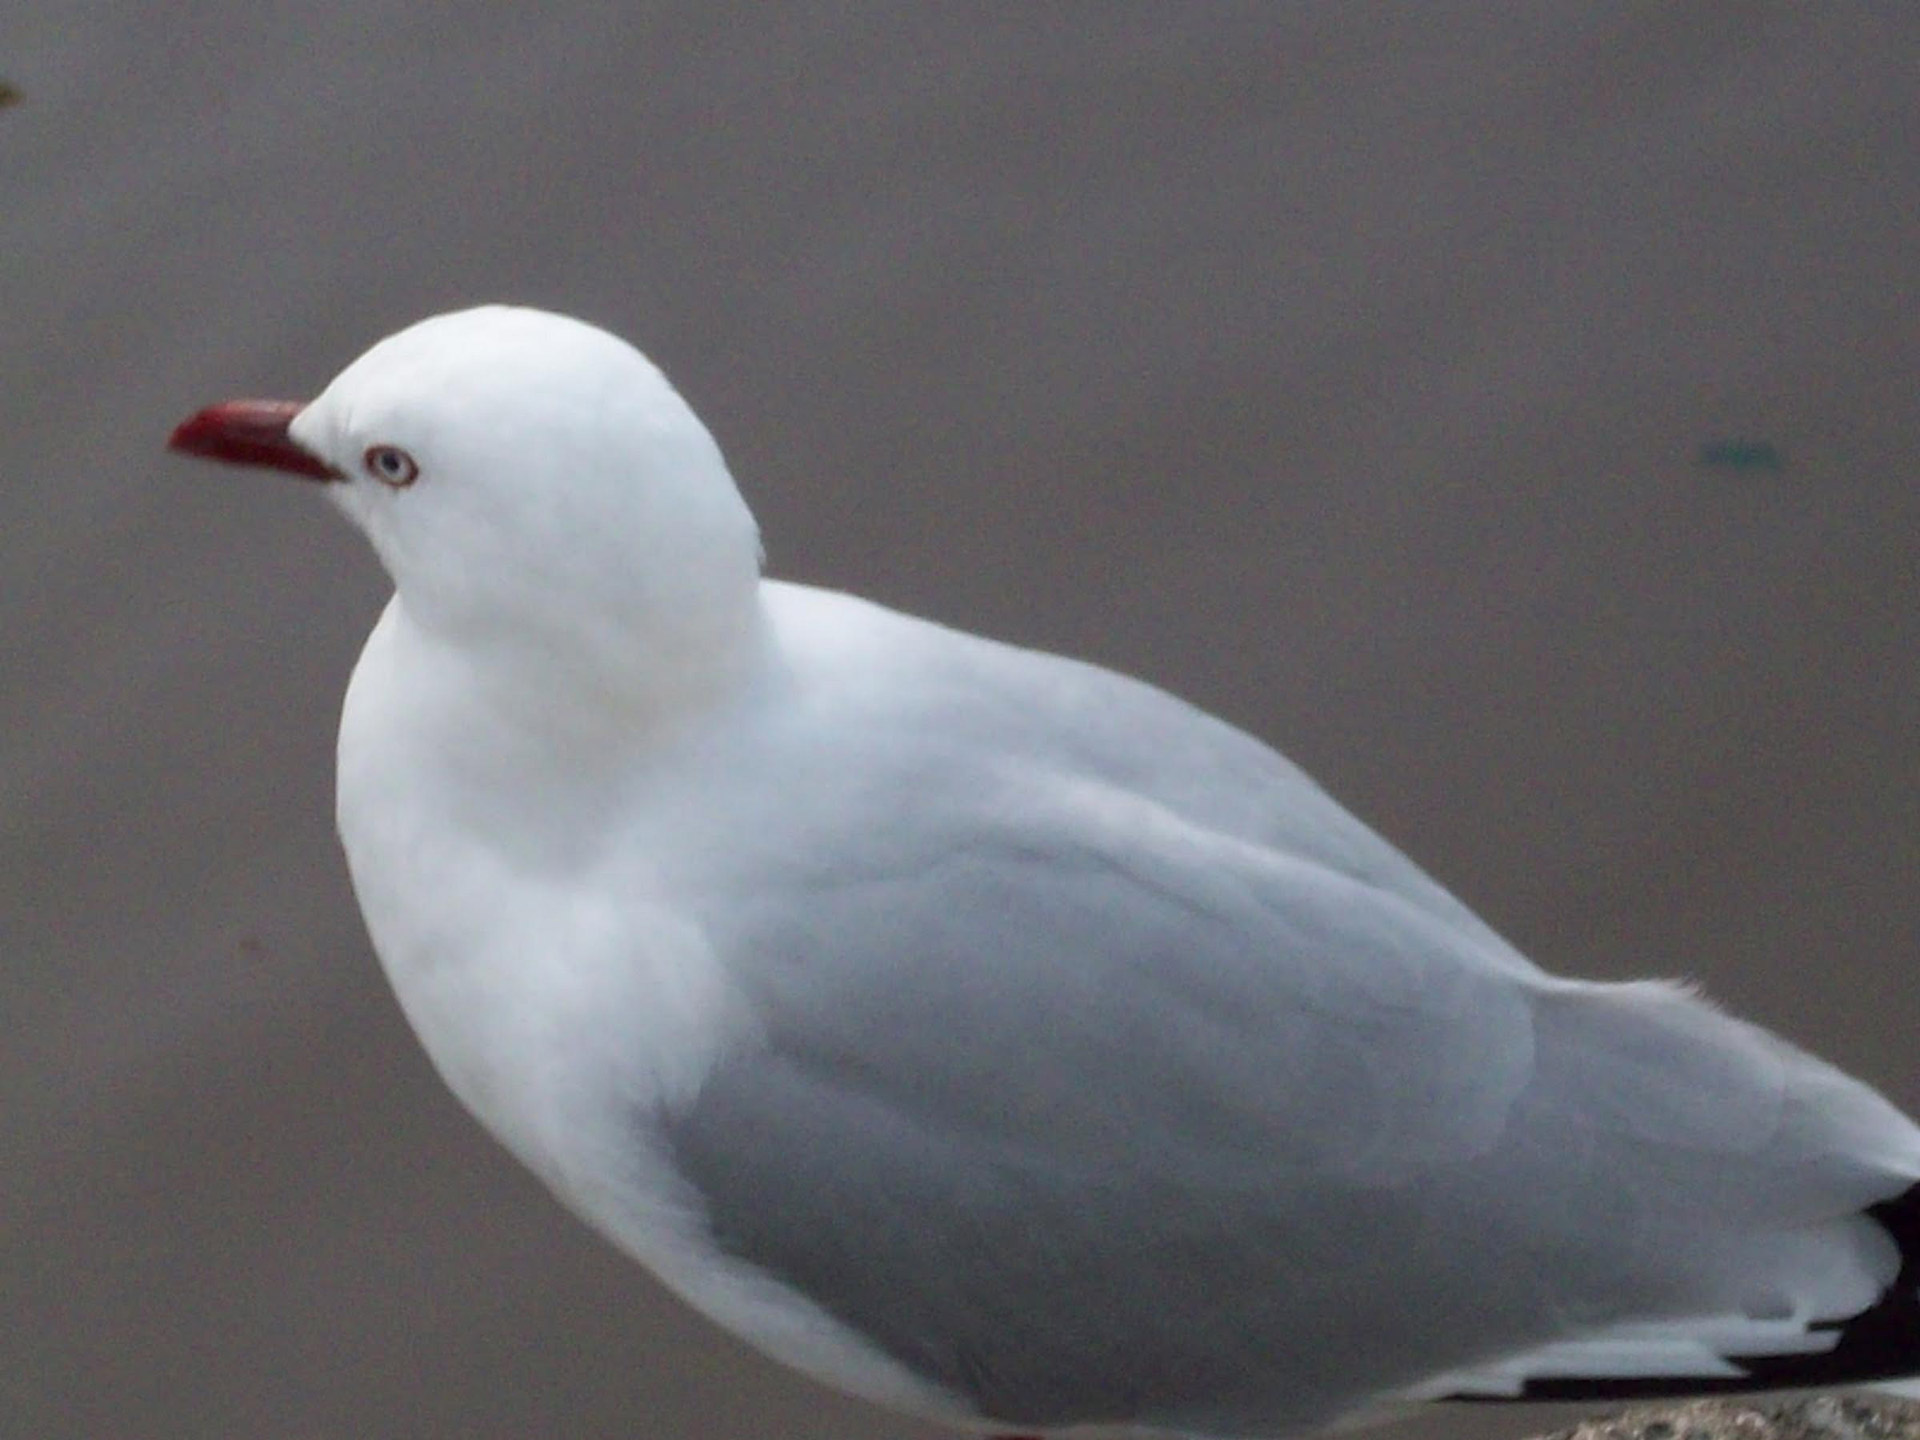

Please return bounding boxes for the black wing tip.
[1450,1180,1920,1405]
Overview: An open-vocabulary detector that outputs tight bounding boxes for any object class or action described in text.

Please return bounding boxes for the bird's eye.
[362,445,419,488]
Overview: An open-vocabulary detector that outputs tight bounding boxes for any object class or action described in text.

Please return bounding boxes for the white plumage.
[170,306,1920,1439]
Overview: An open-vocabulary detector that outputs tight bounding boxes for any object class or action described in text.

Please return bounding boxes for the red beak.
[167,399,339,482]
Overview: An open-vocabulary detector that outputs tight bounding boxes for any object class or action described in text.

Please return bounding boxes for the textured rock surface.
[1532,1397,1920,1440]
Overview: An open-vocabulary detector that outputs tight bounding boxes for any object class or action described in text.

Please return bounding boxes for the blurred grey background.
[4,5,1916,1438]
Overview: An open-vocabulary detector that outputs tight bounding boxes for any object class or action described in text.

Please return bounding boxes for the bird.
[168,304,1920,1440]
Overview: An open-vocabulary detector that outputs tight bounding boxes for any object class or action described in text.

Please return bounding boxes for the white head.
[170,306,765,704]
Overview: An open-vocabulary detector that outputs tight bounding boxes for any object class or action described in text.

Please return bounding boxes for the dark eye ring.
[363,445,419,488]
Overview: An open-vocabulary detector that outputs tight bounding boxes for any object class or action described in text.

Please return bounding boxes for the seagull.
[168,305,1920,1440]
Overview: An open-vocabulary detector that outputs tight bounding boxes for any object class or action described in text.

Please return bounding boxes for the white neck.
[337,581,774,887]
[400,579,770,748]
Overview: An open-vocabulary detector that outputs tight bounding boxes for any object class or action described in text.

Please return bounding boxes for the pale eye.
[363,444,420,488]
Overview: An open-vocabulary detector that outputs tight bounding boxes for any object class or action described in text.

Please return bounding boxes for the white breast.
[331,602,972,1425]
[335,602,742,1182]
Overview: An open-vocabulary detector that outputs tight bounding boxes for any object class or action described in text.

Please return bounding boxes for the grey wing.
[661,762,1920,1436]
[662,770,1548,1433]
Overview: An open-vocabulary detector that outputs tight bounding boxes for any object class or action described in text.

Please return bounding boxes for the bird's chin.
[321,477,365,524]
[316,481,394,576]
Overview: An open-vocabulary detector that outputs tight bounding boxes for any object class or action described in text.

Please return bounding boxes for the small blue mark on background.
[1697,439,1784,472]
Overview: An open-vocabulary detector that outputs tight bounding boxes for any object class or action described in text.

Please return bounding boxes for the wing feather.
[643,595,1920,1433]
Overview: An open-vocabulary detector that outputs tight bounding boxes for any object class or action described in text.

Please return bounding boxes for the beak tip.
[165,408,219,456]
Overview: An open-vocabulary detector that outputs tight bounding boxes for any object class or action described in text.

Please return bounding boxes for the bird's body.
[170,306,1920,1439]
